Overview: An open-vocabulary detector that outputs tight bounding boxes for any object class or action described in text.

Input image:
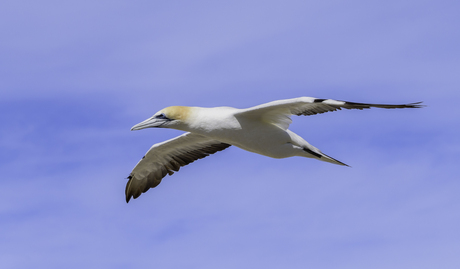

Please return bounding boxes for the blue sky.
[1,0,459,268]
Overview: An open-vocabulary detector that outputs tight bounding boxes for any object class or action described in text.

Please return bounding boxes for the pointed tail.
[303,147,349,167]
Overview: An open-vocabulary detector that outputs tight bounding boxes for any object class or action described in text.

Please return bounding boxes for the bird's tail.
[302,146,349,167]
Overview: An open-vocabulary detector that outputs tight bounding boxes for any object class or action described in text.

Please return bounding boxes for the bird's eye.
[155,113,168,119]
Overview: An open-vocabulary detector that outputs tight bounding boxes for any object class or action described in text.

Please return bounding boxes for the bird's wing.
[236,97,423,129]
[126,132,231,202]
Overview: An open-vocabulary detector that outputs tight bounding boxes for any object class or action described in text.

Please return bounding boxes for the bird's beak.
[131,117,169,131]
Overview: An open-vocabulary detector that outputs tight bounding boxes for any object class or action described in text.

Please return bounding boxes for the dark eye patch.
[155,113,168,119]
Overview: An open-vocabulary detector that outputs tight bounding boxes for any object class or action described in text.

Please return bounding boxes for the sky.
[1,0,459,268]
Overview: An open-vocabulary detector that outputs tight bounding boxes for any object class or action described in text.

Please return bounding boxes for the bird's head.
[131,106,191,131]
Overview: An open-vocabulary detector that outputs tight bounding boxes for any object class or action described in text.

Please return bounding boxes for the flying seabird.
[126,97,423,202]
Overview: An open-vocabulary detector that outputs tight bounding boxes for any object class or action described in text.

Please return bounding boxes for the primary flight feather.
[126,97,423,202]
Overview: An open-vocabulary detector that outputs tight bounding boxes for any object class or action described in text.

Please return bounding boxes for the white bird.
[126,97,422,202]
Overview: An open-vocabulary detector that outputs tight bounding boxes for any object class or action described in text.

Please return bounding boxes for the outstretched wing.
[126,132,231,202]
[237,97,423,129]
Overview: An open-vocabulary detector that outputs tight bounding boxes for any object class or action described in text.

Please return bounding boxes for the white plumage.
[126,97,422,202]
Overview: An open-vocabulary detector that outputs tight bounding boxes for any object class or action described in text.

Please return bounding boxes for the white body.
[182,106,315,159]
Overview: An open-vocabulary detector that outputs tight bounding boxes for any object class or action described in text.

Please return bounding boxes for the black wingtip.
[409,101,425,108]
[125,175,133,203]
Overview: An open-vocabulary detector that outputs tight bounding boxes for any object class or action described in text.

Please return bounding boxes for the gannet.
[126,97,422,202]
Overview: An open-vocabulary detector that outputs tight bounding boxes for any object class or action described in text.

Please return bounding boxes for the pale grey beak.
[131,117,169,131]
